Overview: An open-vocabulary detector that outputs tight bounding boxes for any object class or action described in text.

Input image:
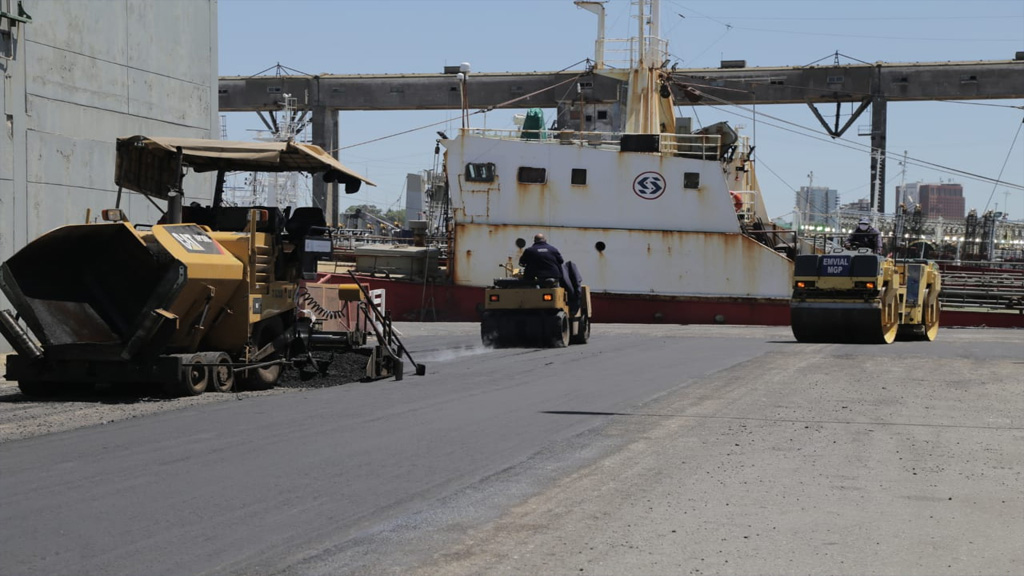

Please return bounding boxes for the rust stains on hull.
[452,223,793,300]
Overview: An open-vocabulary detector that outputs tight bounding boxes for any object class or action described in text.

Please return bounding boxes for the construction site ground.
[0,324,1021,576]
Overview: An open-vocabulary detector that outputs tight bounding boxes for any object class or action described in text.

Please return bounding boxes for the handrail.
[462,127,723,157]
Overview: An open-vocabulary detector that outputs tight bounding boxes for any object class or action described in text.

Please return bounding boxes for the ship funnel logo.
[633,171,666,200]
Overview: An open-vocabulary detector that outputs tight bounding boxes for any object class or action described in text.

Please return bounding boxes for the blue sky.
[218,0,1024,221]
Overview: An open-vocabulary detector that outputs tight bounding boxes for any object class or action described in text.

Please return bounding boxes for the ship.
[317,0,1023,330]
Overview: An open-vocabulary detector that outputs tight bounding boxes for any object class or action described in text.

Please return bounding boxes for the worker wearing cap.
[846,217,882,253]
[520,233,564,284]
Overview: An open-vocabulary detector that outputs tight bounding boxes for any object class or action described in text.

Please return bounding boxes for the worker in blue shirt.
[519,233,564,284]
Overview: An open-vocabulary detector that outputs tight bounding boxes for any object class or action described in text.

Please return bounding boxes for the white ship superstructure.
[442,0,793,302]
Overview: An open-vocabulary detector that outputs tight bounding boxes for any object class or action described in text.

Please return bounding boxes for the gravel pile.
[0,349,376,444]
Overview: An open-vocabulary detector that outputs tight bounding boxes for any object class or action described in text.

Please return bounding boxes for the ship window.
[0,29,10,59]
[597,110,608,120]
[465,163,495,182]
[518,167,547,184]
[683,172,700,189]
[571,168,587,185]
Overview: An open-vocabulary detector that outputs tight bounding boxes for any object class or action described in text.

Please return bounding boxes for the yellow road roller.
[790,248,941,344]
[481,262,591,348]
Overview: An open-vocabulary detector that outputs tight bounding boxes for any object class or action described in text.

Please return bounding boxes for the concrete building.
[796,186,839,226]
[840,197,873,213]
[913,182,966,220]
[896,182,921,209]
[1,0,219,353]
[405,173,426,225]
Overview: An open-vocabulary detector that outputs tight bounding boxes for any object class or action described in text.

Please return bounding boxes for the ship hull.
[452,223,793,301]
[318,273,790,324]
[315,273,1021,329]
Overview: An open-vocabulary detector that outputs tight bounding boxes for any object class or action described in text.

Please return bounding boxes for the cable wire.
[983,118,1024,212]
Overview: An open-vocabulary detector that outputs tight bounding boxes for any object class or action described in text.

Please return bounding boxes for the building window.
[465,163,495,182]
[571,168,587,185]
[597,110,608,120]
[683,172,700,189]
[518,167,546,184]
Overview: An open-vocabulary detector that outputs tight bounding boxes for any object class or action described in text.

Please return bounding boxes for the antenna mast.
[897,150,909,206]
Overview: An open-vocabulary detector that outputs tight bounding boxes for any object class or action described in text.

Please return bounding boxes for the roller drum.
[791,302,896,344]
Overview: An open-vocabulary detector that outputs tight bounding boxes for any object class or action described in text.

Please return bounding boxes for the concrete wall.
[0,0,219,354]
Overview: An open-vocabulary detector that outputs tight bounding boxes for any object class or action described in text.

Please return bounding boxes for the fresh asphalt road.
[0,324,775,576]
[1,324,1021,576]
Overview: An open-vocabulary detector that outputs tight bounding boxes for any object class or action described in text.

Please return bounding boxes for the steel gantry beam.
[671,60,1024,213]
[218,71,626,112]
[219,60,1024,220]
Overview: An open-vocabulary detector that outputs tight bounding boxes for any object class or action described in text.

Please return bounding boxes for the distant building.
[900,182,965,219]
[840,197,873,213]
[796,186,838,226]
[896,182,921,208]
[405,173,426,225]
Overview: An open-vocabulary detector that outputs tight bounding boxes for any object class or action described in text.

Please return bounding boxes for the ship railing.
[744,228,798,258]
[659,134,724,160]
[463,127,722,159]
[732,191,757,221]
[332,232,414,251]
[463,127,616,147]
[600,37,670,70]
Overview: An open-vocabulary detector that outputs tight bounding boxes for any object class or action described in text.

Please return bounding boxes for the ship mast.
[622,0,674,135]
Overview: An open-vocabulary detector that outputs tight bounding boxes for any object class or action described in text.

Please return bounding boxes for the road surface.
[1,324,1021,576]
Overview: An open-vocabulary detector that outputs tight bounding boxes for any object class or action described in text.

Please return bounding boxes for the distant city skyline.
[795,185,838,226]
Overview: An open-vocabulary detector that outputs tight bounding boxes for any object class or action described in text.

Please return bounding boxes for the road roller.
[481,262,591,348]
[790,248,941,344]
[0,135,401,397]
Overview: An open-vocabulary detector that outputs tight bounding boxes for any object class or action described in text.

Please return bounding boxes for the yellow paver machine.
[0,136,422,397]
[790,248,941,344]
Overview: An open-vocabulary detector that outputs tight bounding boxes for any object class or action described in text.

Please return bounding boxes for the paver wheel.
[165,354,209,397]
[239,317,284,391]
[210,352,235,393]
